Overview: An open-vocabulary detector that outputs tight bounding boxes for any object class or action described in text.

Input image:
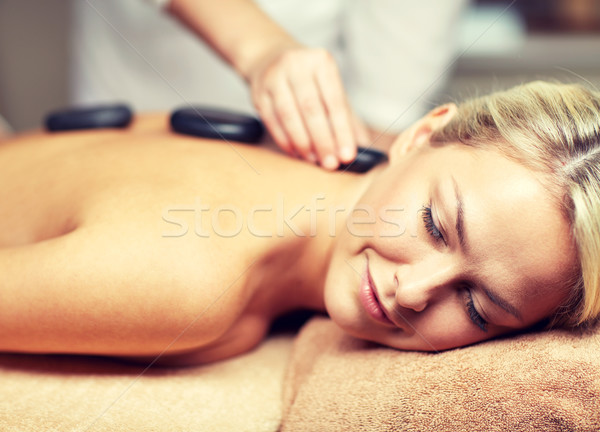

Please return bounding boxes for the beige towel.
[0,334,293,431]
[281,317,600,432]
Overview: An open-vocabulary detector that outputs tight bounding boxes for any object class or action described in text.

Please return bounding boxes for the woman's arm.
[0,224,238,357]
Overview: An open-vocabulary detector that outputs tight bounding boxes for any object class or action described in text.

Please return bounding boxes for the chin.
[324,265,363,330]
[324,280,387,347]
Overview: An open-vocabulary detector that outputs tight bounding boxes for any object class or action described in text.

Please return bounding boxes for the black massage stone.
[339,147,388,173]
[170,106,387,172]
[45,104,132,131]
[44,104,386,172]
[170,107,265,144]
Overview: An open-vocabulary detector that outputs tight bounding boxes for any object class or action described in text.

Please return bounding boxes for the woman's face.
[325,107,577,351]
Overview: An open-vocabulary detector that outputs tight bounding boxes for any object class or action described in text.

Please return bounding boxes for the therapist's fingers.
[255,92,295,156]
[248,45,363,169]
[250,53,313,161]
[269,78,314,161]
[314,57,358,164]
[288,70,338,170]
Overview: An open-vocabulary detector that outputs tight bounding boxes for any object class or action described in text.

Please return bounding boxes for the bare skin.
[0,108,576,365]
[0,115,373,364]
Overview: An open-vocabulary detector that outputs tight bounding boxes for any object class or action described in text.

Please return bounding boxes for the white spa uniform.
[70,0,468,132]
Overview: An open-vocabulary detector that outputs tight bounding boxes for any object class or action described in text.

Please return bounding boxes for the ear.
[388,103,457,164]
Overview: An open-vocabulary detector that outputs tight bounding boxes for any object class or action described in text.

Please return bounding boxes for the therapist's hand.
[167,0,368,169]
[246,44,369,170]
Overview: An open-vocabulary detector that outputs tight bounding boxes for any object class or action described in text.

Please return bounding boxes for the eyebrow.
[450,176,523,322]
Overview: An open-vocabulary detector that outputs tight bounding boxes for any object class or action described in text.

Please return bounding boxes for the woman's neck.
[246,161,385,318]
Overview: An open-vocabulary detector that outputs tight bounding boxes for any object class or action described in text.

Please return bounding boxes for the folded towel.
[0,334,293,432]
[281,317,600,432]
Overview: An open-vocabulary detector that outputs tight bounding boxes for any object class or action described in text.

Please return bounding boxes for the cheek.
[324,243,362,327]
[348,199,424,264]
[384,306,496,351]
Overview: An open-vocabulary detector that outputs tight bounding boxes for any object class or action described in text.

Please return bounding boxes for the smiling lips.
[360,261,396,327]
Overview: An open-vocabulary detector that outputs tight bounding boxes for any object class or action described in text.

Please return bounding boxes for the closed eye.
[464,287,488,332]
[421,205,445,244]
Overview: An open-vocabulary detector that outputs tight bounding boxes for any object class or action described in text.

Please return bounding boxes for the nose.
[394,258,458,312]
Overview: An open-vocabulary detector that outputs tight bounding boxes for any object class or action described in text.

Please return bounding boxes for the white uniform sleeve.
[342,0,469,132]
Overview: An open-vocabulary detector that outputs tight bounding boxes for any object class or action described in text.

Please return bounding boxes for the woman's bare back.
[0,115,364,364]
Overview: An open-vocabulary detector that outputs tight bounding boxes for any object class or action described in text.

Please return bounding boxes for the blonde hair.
[431,81,600,328]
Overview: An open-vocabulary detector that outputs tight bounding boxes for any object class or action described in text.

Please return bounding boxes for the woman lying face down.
[0,81,598,364]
